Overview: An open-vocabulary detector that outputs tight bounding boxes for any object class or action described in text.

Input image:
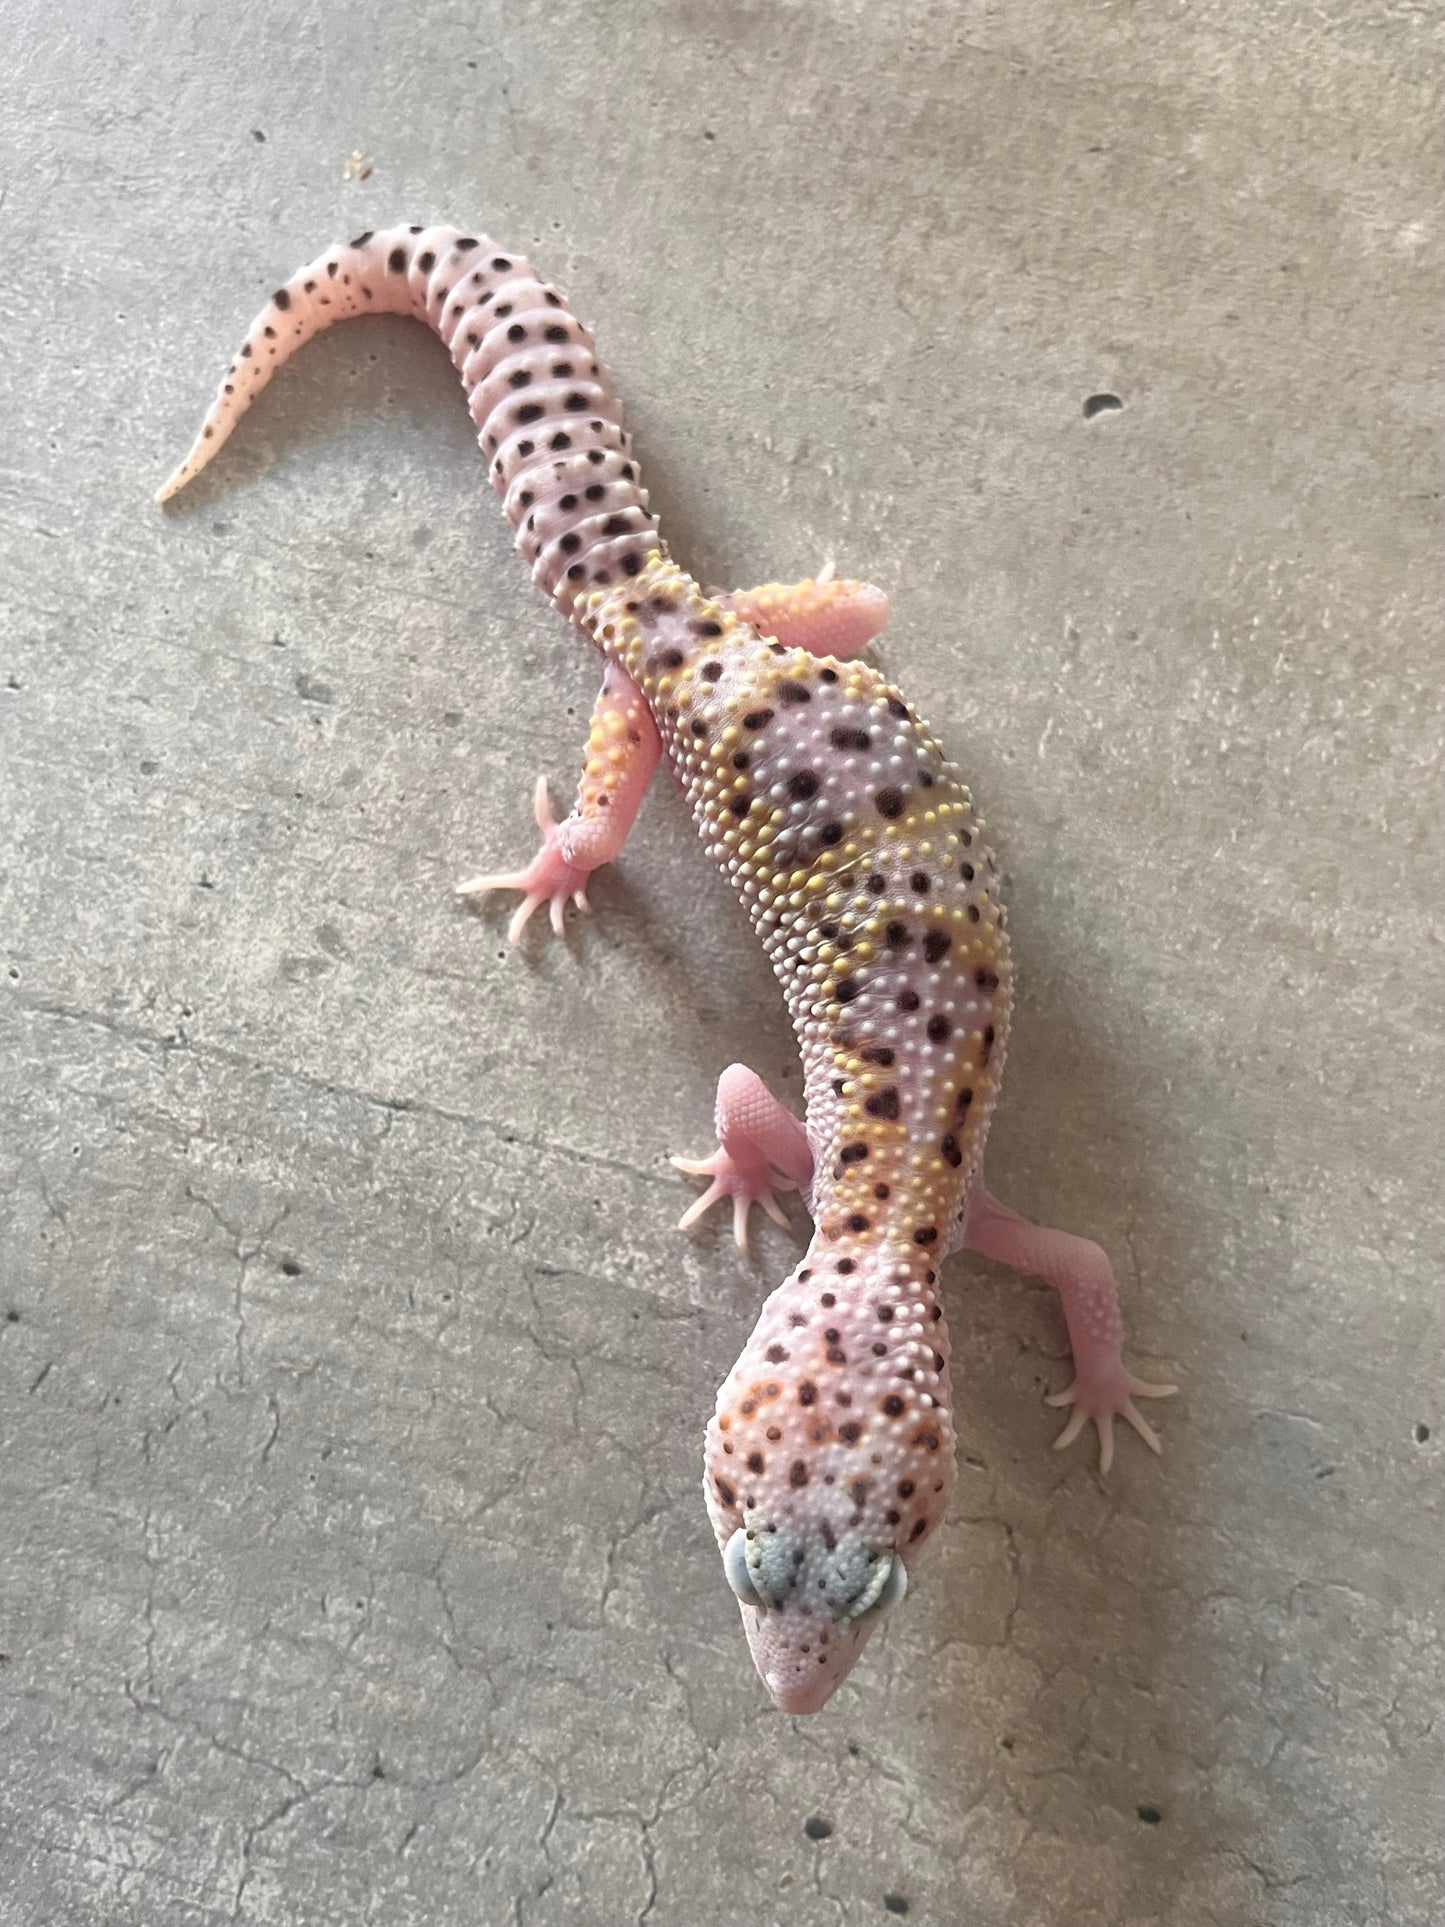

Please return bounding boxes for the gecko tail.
[155,223,662,617]
[154,225,425,502]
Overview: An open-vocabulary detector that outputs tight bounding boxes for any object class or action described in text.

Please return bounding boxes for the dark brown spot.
[875,787,906,819]
[897,988,921,1011]
[387,247,407,273]
[975,969,1000,990]
[838,1421,861,1443]
[923,930,952,963]
[746,1451,764,1473]
[834,977,858,1004]
[941,1134,963,1168]
[417,250,435,273]
[910,1518,927,1541]
[914,1226,938,1246]
[910,871,930,894]
[715,1478,736,1507]
[840,1142,869,1163]
[789,771,820,800]
[273,287,291,310]
[861,1046,895,1066]
[837,1258,855,1274]
[790,1460,809,1487]
[885,921,910,950]
[846,1213,868,1232]
[765,1343,788,1363]
[799,1382,818,1406]
[743,707,773,731]
[779,680,811,704]
[700,660,723,681]
[865,1086,900,1119]
[927,1014,952,1043]
[831,726,871,750]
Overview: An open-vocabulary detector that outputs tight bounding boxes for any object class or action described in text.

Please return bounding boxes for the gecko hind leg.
[722,573,890,659]
[671,1064,815,1256]
[962,1186,1177,1472]
[456,662,661,944]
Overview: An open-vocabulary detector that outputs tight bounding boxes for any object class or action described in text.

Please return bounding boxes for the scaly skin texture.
[159,222,1175,1716]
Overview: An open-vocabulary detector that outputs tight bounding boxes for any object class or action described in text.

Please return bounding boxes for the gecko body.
[160,224,1174,1715]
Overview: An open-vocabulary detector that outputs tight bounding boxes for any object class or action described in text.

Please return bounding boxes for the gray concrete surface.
[2,2,1441,1922]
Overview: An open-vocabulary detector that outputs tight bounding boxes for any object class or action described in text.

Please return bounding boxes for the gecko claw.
[456,777,591,944]
[1046,1367,1178,1472]
[670,1148,796,1256]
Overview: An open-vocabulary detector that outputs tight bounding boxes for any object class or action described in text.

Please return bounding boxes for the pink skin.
[680,1073,1174,1713]
[457,661,660,941]
[157,223,1177,1718]
[463,577,888,940]
[670,1063,815,1255]
[684,1073,1177,1464]
[961,1191,1177,1470]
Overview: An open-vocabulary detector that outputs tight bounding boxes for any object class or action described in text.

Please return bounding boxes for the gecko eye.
[723,1528,763,1607]
[847,1551,908,1619]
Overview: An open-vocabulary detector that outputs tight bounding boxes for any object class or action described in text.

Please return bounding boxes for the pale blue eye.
[723,1528,763,1607]
[848,1553,908,1619]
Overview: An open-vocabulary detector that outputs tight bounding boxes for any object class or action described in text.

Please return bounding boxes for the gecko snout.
[723,1525,909,1713]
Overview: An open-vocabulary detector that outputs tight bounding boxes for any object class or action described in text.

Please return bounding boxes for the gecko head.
[721,1523,909,1714]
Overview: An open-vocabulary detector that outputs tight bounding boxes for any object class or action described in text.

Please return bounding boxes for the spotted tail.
[156,223,662,614]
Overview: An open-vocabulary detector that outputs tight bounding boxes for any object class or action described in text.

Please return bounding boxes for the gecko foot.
[670,1145,797,1257]
[455,777,591,944]
[1046,1364,1178,1474]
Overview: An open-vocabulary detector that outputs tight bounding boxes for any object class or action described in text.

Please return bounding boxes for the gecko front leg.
[671,1064,815,1255]
[961,1186,1177,1471]
[456,661,660,942]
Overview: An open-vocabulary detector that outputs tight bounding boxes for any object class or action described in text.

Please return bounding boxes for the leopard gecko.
[157,223,1175,1715]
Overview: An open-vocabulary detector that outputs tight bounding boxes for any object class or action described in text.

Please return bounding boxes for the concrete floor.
[2,2,1441,1922]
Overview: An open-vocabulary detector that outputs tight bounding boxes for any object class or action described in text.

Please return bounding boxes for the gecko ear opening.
[723,1527,764,1608]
